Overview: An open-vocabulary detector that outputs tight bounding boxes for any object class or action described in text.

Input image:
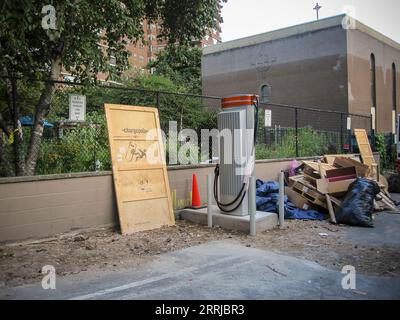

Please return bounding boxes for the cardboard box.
[333,157,369,177]
[324,154,361,165]
[316,178,355,195]
[317,167,356,194]
[326,167,357,180]
[302,161,336,178]
[285,187,314,211]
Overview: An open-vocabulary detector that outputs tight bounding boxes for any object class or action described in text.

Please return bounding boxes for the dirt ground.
[1,214,399,288]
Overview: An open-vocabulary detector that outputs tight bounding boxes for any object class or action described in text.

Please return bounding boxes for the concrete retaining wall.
[0,155,378,243]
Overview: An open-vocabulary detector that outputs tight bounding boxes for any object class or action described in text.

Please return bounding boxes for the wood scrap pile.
[286,155,398,224]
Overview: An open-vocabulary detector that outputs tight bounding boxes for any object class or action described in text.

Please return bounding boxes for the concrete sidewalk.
[1,240,399,300]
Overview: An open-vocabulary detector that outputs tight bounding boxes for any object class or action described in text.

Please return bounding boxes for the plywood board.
[354,129,376,171]
[105,104,175,234]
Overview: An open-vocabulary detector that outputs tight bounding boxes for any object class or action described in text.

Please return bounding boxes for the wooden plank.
[292,182,327,208]
[379,175,389,192]
[354,129,376,177]
[105,104,175,234]
[326,195,337,224]
[329,196,342,207]
[379,192,400,213]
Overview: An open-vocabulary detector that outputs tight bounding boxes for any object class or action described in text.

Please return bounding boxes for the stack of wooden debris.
[285,129,399,224]
[286,156,396,223]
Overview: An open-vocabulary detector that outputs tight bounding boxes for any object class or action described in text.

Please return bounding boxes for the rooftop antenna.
[313,2,322,20]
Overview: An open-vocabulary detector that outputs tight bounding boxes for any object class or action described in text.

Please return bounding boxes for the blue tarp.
[256,179,326,221]
[19,116,54,128]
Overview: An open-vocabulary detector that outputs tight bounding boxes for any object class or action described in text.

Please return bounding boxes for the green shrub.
[36,112,111,175]
[375,133,395,172]
[256,127,340,160]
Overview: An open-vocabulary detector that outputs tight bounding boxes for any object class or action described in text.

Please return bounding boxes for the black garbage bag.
[388,174,400,193]
[335,178,380,228]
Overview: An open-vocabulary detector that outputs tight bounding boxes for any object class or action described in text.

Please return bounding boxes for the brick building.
[61,21,221,84]
[202,15,400,134]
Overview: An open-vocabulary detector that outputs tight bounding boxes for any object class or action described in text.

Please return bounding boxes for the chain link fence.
[0,77,374,177]
[257,102,373,159]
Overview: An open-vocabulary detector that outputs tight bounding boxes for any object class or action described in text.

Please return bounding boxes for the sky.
[220,0,400,44]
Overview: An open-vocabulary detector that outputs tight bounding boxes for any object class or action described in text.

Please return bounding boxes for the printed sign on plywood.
[105,104,175,234]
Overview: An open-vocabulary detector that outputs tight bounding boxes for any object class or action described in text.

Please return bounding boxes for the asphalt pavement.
[1,240,399,300]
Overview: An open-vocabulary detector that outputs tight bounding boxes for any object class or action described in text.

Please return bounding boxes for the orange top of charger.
[221,94,259,109]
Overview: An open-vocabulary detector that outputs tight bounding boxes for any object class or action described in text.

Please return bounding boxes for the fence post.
[347,115,352,153]
[370,115,376,152]
[92,122,97,171]
[11,77,21,175]
[295,108,299,157]
[11,77,17,120]
[156,91,160,109]
[340,113,344,153]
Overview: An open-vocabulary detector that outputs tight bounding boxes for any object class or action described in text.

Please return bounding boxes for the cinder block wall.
[0,155,378,243]
[0,173,118,243]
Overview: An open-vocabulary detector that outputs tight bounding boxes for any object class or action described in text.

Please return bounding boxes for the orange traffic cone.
[190,174,205,209]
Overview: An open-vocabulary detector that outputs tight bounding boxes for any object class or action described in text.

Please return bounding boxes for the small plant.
[375,133,395,172]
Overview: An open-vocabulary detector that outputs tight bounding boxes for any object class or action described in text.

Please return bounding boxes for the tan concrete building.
[202,15,400,134]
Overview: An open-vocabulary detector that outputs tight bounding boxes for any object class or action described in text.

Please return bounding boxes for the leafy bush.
[256,127,340,160]
[375,133,395,172]
[36,112,111,175]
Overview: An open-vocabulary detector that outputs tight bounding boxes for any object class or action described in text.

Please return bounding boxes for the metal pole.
[279,171,285,229]
[295,108,299,157]
[249,176,256,236]
[156,91,160,109]
[370,115,376,152]
[11,77,18,175]
[207,174,213,228]
[348,128,352,153]
[340,113,344,153]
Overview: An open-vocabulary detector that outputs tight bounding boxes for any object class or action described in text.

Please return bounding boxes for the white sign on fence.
[347,116,352,130]
[371,107,376,130]
[265,109,272,127]
[69,94,86,122]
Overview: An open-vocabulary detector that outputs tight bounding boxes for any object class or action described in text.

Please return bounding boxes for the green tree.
[148,44,202,93]
[0,0,225,176]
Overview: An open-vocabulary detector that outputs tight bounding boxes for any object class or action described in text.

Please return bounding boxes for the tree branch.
[24,57,62,176]
[0,112,10,138]
[0,130,15,177]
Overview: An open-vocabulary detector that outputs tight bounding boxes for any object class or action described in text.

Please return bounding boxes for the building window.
[393,63,397,110]
[260,85,271,103]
